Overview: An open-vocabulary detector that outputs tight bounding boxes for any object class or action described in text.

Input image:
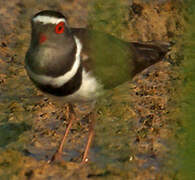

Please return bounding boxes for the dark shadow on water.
[0,122,31,147]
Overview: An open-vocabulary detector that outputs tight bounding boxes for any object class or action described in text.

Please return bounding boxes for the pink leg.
[49,105,75,163]
[82,113,95,163]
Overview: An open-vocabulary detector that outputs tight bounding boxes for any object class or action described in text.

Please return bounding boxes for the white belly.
[65,70,103,102]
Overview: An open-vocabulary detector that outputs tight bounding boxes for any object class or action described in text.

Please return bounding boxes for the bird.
[25,10,170,163]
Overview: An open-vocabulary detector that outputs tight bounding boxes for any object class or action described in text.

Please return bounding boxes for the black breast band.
[32,65,83,97]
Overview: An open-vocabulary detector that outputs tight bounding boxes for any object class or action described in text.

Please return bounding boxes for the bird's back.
[71,28,169,89]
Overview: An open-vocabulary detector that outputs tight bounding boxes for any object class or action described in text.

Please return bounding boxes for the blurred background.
[0,0,194,179]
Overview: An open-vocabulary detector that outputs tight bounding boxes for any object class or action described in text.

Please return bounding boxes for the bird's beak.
[39,33,47,44]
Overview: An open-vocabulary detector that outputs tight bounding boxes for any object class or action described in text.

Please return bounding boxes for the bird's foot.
[48,151,62,163]
[81,156,89,164]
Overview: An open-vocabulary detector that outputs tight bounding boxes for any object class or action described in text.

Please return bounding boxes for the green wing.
[71,28,169,89]
[72,28,133,89]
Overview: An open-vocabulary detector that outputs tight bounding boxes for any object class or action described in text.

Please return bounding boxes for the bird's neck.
[28,36,84,96]
[26,36,83,87]
[32,64,83,97]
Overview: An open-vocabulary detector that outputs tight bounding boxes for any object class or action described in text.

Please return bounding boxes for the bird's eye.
[55,22,65,34]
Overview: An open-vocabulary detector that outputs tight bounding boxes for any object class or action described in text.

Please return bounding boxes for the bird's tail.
[130,41,171,75]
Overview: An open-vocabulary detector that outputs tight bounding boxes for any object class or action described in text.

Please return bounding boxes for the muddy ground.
[0,0,187,179]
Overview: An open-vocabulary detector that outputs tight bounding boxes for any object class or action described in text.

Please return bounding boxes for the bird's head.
[30,10,73,47]
[26,10,81,82]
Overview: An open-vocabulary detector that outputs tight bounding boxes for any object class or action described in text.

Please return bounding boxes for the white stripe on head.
[33,15,67,25]
[26,36,82,87]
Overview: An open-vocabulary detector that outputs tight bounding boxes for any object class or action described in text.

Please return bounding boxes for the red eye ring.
[55,22,65,34]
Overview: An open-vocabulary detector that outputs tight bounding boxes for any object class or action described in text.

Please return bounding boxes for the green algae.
[94,82,135,167]
[88,0,129,37]
[177,1,195,179]
[0,122,31,148]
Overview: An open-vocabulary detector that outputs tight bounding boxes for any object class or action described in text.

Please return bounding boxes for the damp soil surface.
[0,0,187,179]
